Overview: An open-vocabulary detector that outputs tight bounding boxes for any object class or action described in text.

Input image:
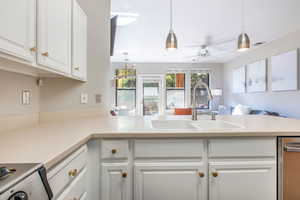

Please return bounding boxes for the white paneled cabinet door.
[209,162,276,200]
[37,0,72,74]
[72,0,87,81]
[101,165,131,200]
[0,0,36,62]
[134,164,207,200]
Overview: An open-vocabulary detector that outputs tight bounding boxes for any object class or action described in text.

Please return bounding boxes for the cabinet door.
[72,0,87,81]
[209,162,276,200]
[37,0,72,74]
[101,164,131,200]
[0,0,36,62]
[134,164,207,200]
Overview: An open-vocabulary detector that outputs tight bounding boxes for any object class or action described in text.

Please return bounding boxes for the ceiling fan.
[185,36,237,60]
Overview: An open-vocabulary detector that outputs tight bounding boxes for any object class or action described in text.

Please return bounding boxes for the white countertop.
[1,115,300,169]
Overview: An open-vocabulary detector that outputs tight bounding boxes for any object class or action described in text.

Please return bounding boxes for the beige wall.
[0,71,39,117]
[40,0,111,114]
[223,30,300,118]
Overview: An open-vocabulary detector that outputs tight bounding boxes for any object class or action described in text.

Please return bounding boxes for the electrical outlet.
[22,90,30,105]
[81,93,88,104]
[95,94,102,104]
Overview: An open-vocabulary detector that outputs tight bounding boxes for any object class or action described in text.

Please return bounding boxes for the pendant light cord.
[170,0,173,31]
[241,0,245,33]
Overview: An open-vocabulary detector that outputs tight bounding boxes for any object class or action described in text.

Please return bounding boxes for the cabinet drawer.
[101,140,129,159]
[208,138,276,158]
[134,139,205,159]
[48,145,87,198]
[57,168,87,200]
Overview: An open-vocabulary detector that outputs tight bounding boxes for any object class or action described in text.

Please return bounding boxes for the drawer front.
[57,168,87,200]
[48,145,87,198]
[134,139,205,159]
[208,138,276,158]
[101,140,129,159]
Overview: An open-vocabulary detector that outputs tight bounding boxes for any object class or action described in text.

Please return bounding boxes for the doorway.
[137,75,165,116]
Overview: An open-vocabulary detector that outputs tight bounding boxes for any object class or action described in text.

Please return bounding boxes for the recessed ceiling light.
[111,12,139,26]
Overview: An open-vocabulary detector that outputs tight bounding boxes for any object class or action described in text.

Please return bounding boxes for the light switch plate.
[22,90,30,105]
[81,93,88,104]
[95,94,102,104]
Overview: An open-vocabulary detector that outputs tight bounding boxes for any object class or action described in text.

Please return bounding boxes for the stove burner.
[0,167,16,180]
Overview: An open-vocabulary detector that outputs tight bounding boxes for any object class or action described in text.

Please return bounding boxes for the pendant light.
[237,0,250,52]
[166,0,177,50]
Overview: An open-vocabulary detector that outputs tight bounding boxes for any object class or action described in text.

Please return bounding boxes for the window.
[191,72,210,109]
[166,73,185,109]
[115,69,136,111]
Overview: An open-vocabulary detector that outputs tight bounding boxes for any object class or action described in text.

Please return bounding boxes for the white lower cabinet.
[209,162,277,200]
[57,168,87,200]
[134,164,207,200]
[101,164,131,200]
[99,138,277,200]
[47,145,88,200]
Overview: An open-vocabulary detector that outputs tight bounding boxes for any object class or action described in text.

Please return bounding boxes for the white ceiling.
[111,0,300,63]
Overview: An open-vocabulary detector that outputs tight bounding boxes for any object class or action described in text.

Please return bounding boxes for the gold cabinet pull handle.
[68,169,78,177]
[111,149,117,154]
[122,172,127,178]
[74,67,80,71]
[30,47,37,52]
[42,52,49,57]
[212,172,218,177]
[198,172,205,178]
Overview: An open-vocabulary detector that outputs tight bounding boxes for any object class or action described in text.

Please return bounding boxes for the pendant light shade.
[166,30,177,50]
[237,0,250,52]
[238,33,250,52]
[166,0,177,50]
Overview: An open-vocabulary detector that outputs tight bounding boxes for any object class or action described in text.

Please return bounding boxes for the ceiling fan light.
[237,33,250,52]
[166,30,178,50]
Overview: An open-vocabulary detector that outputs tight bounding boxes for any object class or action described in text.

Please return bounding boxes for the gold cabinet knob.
[111,149,117,154]
[212,172,218,177]
[122,172,127,178]
[42,52,49,57]
[30,47,37,52]
[68,169,78,177]
[198,172,205,178]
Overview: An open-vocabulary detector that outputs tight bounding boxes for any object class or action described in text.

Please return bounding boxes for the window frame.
[115,69,137,110]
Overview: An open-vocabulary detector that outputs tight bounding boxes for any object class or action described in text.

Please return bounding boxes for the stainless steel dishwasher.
[278,137,300,200]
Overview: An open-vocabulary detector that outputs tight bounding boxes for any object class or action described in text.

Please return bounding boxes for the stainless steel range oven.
[0,163,53,200]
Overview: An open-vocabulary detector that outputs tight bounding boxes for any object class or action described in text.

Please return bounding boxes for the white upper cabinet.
[72,0,87,81]
[0,0,36,62]
[37,0,72,74]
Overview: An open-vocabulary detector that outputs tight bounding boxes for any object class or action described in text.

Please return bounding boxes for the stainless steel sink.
[151,119,244,131]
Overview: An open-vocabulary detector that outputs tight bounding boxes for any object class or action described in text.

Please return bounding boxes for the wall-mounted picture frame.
[233,66,246,94]
[271,50,298,92]
[246,59,267,93]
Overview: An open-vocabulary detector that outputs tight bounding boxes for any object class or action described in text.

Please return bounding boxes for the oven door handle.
[284,143,300,152]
